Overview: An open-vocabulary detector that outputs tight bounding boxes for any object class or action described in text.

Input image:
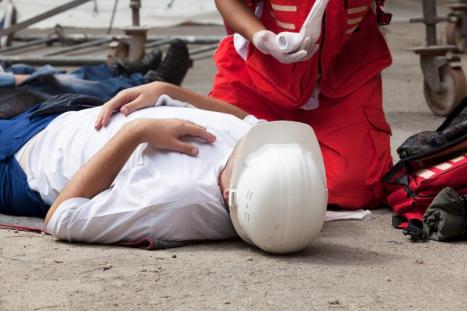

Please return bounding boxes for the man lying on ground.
[0,39,191,119]
[0,78,327,253]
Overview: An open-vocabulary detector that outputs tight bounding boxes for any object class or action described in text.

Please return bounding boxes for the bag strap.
[384,97,467,185]
[383,161,411,185]
[437,96,467,131]
[403,219,428,242]
[392,215,408,228]
[462,195,467,237]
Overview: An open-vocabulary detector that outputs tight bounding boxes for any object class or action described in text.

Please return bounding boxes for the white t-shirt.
[23,100,252,244]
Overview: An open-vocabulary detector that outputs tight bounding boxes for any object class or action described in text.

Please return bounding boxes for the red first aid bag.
[384,98,467,229]
[386,154,467,228]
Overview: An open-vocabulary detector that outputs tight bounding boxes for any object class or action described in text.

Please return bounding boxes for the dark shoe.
[144,39,192,86]
[120,49,163,75]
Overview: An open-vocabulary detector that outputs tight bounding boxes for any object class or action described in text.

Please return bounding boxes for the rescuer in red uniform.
[95,0,394,210]
[210,0,394,209]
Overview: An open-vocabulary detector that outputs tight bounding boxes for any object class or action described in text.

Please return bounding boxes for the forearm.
[215,0,265,41]
[96,81,250,130]
[45,120,144,224]
[160,82,249,119]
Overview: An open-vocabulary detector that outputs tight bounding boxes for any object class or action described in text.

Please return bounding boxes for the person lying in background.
[0,39,191,119]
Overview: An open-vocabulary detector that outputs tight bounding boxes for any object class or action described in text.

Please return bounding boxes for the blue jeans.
[0,106,58,217]
[0,63,148,217]
[0,63,146,102]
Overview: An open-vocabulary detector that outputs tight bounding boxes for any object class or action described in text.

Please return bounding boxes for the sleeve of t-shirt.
[45,188,157,244]
[243,115,268,126]
[45,163,168,244]
[46,167,236,244]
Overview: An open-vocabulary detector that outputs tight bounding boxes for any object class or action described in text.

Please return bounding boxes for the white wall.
[6,0,223,28]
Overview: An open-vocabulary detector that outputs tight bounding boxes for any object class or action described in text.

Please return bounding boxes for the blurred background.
[3,0,447,28]
[6,0,223,28]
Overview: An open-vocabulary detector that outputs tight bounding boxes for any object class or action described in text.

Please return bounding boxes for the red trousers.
[295,76,393,209]
[210,37,393,209]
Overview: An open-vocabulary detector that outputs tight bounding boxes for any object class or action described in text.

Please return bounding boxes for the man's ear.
[223,189,230,203]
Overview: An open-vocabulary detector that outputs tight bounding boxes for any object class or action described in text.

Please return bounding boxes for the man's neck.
[218,164,229,203]
[218,148,237,206]
[218,138,242,206]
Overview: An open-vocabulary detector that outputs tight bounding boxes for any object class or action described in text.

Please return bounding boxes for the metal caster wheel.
[423,66,467,116]
[446,21,466,53]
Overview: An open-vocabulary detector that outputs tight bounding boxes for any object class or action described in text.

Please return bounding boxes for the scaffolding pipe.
[0,46,214,66]
[130,0,141,27]
[13,34,223,45]
[423,0,439,46]
[0,56,105,66]
[0,0,94,38]
[43,38,112,57]
[0,37,56,54]
[145,38,177,49]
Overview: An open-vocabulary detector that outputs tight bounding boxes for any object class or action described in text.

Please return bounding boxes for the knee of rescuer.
[327,171,385,210]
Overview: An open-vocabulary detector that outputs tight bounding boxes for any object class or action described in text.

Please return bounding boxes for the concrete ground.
[2,2,467,310]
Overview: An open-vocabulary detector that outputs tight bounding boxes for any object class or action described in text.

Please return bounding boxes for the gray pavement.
[2,4,467,311]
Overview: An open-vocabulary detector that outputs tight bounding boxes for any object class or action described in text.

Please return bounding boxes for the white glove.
[276,0,329,54]
[276,32,319,60]
[252,30,311,64]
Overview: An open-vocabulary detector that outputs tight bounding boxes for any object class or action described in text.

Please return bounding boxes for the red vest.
[243,0,392,110]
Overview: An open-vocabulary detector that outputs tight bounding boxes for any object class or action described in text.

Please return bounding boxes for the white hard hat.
[229,121,328,254]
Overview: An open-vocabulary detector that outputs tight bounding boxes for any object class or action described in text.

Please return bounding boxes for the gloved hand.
[275,0,328,55]
[252,30,314,64]
[276,31,319,58]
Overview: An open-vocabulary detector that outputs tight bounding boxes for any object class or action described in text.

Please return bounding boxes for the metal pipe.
[130,0,141,27]
[43,38,112,57]
[107,0,120,34]
[0,37,56,54]
[14,34,223,45]
[0,0,94,38]
[423,0,438,46]
[178,35,221,44]
[0,56,105,66]
[145,38,177,49]
[13,33,92,43]
[145,37,221,49]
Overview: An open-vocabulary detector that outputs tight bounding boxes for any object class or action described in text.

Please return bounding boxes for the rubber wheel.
[446,21,466,53]
[423,66,467,116]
